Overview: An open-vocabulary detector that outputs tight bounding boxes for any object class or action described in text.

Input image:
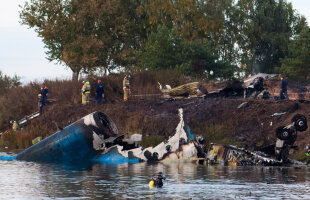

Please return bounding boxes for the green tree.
[279,25,310,82]
[235,0,297,75]
[189,41,237,79]
[197,0,238,62]
[138,0,236,43]
[139,26,188,71]
[20,0,95,80]
[19,0,305,80]
[20,0,143,79]
[138,0,239,75]
[139,26,236,79]
[0,71,21,96]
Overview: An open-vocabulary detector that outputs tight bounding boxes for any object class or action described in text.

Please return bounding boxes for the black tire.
[153,152,159,159]
[93,112,118,137]
[291,114,308,132]
[166,145,172,152]
[276,126,285,140]
[276,126,292,140]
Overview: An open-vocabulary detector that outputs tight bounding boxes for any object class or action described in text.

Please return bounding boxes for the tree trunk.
[72,70,80,81]
[251,50,256,75]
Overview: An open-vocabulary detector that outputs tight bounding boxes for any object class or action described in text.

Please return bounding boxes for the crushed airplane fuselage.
[1,109,206,164]
[1,108,307,166]
[96,109,206,164]
[12,112,118,162]
[206,73,276,99]
[207,114,308,166]
[207,143,283,166]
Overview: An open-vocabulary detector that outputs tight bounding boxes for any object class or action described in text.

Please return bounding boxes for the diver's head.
[157,172,165,179]
[154,172,166,187]
[149,172,166,188]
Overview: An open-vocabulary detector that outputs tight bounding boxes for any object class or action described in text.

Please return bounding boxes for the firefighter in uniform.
[81,80,91,105]
[123,75,130,101]
[10,120,19,131]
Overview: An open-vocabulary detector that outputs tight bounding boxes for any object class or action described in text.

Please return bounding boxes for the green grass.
[140,135,165,148]
[190,120,242,150]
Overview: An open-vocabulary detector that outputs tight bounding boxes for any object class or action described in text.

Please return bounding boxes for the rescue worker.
[39,83,48,106]
[10,120,19,131]
[38,93,44,114]
[96,80,104,104]
[123,75,131,101]
[280,75,289,100]
[81,80,91,105]
[149,172,166,188]
[38,83,48,114]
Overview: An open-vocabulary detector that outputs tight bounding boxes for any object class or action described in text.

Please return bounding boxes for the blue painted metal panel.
[0,155,17,161]
[15,123,97,162]
[185,124,195,141]
[93,147,139,164]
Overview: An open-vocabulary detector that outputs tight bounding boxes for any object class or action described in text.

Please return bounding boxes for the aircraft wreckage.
[0,109,308,166]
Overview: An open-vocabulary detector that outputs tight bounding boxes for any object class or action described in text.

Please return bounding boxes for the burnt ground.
[30,96,310,160]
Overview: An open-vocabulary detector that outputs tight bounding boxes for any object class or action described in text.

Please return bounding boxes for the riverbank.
[0,72,310,161]
[2,97,310,160]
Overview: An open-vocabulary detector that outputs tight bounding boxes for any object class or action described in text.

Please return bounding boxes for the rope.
[130,94,162,97]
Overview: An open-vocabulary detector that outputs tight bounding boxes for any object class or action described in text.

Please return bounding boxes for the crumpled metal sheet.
[96,109,201,163]
[207,143,290,166]
[242,73,277,88]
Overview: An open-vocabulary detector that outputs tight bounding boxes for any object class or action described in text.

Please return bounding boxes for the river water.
[0,153,310,199]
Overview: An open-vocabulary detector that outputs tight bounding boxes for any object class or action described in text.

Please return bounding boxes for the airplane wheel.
[276,126,292,140]
[292,114,308,132]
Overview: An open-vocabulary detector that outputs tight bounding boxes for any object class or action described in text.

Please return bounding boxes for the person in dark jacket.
[39,83,48,106]
[96,80,104,104]
[280,75,289,100]
[38,83,48,113]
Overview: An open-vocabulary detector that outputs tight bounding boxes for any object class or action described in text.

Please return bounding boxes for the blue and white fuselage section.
[1,109,204,164]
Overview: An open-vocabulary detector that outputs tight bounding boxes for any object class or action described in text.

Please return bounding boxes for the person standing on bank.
[280,75,289,100]
[96,79,104,104]
[81,80,91,105]
[10,120,19,131]
[40,83,48,106]
[38,83,48,113]
[123,75,131,101]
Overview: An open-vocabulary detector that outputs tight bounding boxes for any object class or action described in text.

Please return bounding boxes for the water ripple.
[0,159,310,199]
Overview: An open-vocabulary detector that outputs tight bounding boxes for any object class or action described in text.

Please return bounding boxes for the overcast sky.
[0,0,309,82]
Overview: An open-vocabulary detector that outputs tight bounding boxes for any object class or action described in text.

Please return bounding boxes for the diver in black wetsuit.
[149,172,166,188]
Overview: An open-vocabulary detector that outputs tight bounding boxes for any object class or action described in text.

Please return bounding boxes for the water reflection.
[0,158,310,199]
